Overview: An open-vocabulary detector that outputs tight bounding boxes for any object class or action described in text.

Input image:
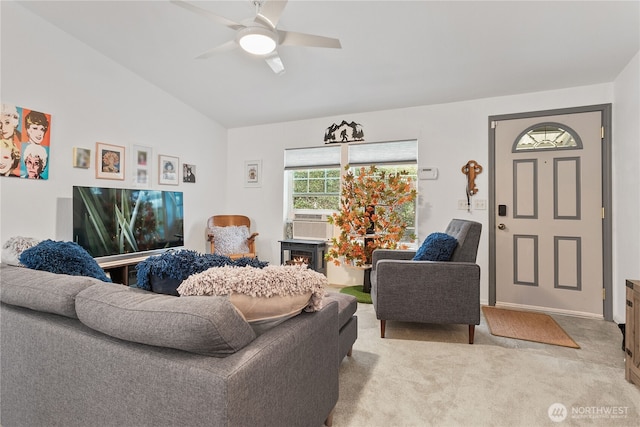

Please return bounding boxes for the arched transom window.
[513,122,583,152]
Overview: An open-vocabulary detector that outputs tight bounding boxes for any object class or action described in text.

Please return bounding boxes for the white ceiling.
[17,0,640,129]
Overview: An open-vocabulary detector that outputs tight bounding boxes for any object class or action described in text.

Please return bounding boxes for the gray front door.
[489,105,612,319]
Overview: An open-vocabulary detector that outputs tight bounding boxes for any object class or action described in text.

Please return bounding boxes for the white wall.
[226,79,640,322]
[2,2,637,323]
[612,51,640,318]
[0,2,228,254]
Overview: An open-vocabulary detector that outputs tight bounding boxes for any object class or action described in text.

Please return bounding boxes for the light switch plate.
[473,199,487,210]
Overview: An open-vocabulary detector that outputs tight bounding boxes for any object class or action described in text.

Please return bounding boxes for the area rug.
[482,306,580,348]
[339,285,372,304]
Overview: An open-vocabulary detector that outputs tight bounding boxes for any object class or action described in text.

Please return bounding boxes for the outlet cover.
[458,200,469,210]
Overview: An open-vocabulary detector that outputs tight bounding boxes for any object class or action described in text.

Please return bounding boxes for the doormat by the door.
[482,306,580,348]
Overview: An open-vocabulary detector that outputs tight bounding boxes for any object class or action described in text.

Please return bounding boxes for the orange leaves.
[325,164,417,267]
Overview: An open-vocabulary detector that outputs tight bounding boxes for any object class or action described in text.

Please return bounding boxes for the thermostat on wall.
[418,167,438,180]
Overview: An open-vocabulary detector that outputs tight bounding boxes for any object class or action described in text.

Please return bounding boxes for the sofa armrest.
[372,260,480,325]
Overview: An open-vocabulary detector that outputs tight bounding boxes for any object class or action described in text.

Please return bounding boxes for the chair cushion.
[412,232,458,261]
[19,240,111,282]
[210,225,250,255]
[75,284,256,357]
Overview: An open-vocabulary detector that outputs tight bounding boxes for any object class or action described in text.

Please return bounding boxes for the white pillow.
[211,225,250,255]
[2,236,41,266]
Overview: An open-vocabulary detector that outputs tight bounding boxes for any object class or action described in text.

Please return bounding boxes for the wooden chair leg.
[380,320,386,338]
[325,408,335,426]
[468,324,475,344]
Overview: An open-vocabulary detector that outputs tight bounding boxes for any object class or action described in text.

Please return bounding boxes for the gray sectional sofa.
[0,264,357,427]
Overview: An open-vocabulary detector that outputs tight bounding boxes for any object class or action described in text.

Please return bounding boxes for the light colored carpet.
[331,296,640,427]
[482,306,580,348]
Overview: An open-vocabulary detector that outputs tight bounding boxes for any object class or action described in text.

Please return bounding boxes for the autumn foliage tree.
[326,165,417,267]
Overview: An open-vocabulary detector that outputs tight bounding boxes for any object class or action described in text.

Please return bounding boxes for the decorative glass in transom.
[513,123,582,152]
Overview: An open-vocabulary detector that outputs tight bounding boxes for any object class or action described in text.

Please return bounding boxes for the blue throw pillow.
[19,240,111,282]
[135,250,269,292]
[412,232,458,261]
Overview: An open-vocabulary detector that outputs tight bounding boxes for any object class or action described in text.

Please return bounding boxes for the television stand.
[98,254,153,286]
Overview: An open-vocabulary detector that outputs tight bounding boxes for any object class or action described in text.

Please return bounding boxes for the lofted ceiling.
[15,0,640,129]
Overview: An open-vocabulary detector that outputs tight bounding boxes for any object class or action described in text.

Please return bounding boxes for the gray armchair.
[370,219,482,343]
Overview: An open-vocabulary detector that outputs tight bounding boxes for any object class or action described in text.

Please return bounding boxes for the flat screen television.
[73,186,184,260]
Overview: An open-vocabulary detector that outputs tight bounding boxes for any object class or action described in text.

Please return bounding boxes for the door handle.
[498,223,506,230]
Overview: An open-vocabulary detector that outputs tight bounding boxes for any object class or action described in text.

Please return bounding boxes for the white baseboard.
[494,301,604,320]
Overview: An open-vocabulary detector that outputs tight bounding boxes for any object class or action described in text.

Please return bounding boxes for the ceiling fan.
[171,0,342,75]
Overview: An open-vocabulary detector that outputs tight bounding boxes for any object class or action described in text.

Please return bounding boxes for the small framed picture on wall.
[96,142,125,180]
[244,160,261,187]
[182,163,196,183]
[73,147,90,169]
[159,154,179,185]
[132,145,152,187]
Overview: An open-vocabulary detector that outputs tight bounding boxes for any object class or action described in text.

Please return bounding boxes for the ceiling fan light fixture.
[237,27,277,55]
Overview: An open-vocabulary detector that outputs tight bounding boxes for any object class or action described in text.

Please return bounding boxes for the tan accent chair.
[207,215,259,259]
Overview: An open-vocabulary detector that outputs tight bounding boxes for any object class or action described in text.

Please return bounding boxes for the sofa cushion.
[412,232,458,261]
[75,284,256,357]
[2,236,41,266]
[0,263,105,318]
[19,240,111,282]
[323,292,358,330]
[210,225,250,255]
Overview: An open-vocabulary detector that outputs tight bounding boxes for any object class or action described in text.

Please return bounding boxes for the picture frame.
[182,163,196,183]
[72,147,91,169]
[158,154,179,185]
[96,142,125,180]
[244,160,262,187]
[132,145,152,187]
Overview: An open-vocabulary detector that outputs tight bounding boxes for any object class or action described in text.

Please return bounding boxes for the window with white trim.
[284,140,418,239]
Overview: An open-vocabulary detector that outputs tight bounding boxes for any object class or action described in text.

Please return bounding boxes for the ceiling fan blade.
[255,0,288,29]
[195,40,237,60]
[278,30,341,49]
[170,0,244,31]
[265,51,286,75]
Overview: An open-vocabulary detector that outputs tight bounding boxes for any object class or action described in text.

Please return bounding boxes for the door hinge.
[601,126,605,139]
[602,207,605,219]
[491,121,497,129]
[602,288,606,300]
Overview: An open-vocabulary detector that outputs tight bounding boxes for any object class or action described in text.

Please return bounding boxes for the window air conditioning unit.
[292,213,334,241]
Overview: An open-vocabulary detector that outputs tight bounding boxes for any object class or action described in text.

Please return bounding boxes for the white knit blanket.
[177,264,327,312]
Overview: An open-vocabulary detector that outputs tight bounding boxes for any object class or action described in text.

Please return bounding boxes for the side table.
[626,279,640,388]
